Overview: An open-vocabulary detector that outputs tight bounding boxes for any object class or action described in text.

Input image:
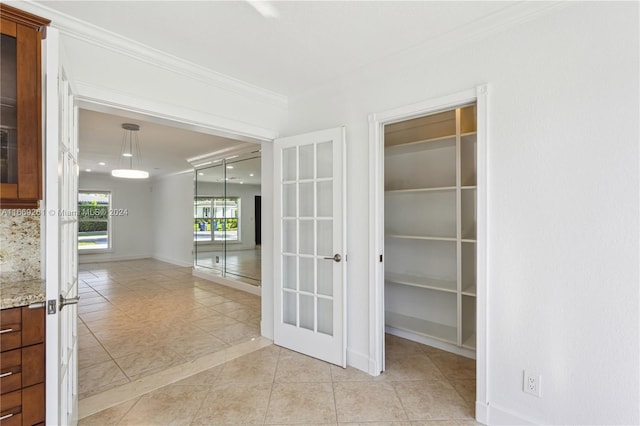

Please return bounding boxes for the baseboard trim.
[192,267,261,296]
[346,348,370,373]
[487,402,538,425]
[475,401,489,425]
[385,326,476,359]
[151,255,193,268]
[78,254,151,264]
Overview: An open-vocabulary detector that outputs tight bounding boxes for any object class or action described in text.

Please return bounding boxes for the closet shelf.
[462,285,477,297]
[385,186,456,194]
[386,234,456,242]
[462,333,476,350]
[385,311,457,344]
[385,272,457,293]
[385,135,455,155]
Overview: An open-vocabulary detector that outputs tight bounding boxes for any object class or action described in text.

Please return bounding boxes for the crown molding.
[295,1,572,99]
[5,0,288,109]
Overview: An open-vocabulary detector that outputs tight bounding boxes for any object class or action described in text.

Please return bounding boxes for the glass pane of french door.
[281,141,334,336]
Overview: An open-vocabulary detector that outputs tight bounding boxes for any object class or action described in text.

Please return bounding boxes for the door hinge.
[380,254,383,262]
[47,299,57,315]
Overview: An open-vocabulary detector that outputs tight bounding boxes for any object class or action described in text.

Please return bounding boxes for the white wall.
[195,181,261,251]
[150,172,194,267]
[279,3,639,425]
[78,172,153,263]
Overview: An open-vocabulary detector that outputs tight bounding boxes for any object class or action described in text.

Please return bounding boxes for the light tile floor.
[79,259,479,425]
[195,248,262,286]
[77,259,261,399]
[80,338,478,425]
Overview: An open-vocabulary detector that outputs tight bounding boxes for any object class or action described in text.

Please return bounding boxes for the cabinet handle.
[0,328,12,334]
[0,372,12,378]
[0,413,13,421]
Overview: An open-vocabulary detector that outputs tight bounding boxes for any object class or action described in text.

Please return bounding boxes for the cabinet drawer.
[0,389,21,425]
[0,349,21,395]
[0,309,21,352]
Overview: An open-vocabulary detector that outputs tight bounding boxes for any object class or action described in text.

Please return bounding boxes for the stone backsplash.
[0,210,41,282]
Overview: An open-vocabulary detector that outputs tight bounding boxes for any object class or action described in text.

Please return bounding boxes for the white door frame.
[368,85,489,422]
[48,77,275,421]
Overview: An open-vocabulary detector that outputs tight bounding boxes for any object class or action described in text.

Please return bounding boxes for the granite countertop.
[0,279,46,309]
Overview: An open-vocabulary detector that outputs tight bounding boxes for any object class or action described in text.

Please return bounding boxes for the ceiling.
[42,1,526,178]
[78,109,256,178]
[35,1,516,97]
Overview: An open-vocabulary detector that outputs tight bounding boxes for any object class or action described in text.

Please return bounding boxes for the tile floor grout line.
[78,337,273,420]
[113,395,141,426]
[390,379,412,422]
[184,381,216,426]
[261,346,281,425]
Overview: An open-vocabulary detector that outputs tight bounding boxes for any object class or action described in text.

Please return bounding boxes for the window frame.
[78,190,113,253]
[194,196,241,243]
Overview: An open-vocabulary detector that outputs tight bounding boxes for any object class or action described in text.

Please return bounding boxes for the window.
[194,197,240,242]
[78,191,111,251]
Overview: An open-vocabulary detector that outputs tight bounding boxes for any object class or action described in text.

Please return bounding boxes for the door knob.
[323,254,341,263]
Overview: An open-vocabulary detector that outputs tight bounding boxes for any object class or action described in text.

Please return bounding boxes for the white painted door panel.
[273,127,346,367]
[45,28,79,426]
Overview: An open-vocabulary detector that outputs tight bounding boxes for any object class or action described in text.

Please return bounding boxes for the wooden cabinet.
[0,4,49,209]
[384,104,477,357]
[0,305,45,426]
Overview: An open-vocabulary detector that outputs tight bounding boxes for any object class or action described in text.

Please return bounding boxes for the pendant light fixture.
[111,123,149,179]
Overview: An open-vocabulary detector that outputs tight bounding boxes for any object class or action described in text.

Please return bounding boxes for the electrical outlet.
[523,370,541,397]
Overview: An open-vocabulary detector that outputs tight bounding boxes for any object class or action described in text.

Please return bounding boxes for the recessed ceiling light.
[85,169,92,172]
[225,178,229,181]
[122,153,133,157]
[226,165,234,169]
[98,162,106,166]
[249,173,254,177]
[240,182,244,184]
[198,172,204,176]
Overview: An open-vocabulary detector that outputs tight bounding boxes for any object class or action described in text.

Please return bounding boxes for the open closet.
[384,104,477,359]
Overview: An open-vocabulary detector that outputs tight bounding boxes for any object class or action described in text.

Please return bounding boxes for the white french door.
[273,127,347,367]
[45,28,79,425]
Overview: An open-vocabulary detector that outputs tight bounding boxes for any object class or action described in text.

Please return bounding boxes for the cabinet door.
[0,5,49,208]
[22,344,44,388]
[22,383,45,426]
[21,307,44,347]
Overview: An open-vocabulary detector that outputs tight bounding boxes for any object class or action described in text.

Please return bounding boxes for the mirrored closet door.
[194,154,261,286]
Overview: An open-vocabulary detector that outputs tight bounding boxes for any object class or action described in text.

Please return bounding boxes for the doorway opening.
[75,106,266,405]
[369,86,488,422]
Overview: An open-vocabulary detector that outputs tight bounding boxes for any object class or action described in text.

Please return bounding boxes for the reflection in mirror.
[194,155,261,286]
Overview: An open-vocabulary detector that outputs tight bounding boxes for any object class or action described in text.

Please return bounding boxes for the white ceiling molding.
[8,0,288,109]
[294,1,572,99]
[188,144,261,169]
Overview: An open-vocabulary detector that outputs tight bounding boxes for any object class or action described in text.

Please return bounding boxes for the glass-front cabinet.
[0,5,49,208]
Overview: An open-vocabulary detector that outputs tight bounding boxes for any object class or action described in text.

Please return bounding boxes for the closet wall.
[384,104,477,357]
